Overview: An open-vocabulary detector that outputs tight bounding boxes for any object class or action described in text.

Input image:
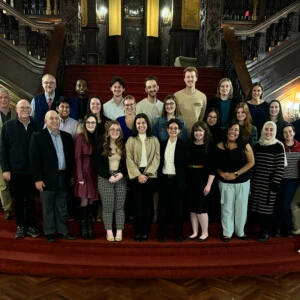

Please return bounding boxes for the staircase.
[62,65,222,103]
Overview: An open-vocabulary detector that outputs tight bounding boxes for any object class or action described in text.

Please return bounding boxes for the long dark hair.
[245,82,264,101]
[86,95,105,122]
[190,120,212,155]
[82,113,99,146]
[131,113,153,137]
[266,99,285,124]
[204,107,220,127]
[223,121,246,151]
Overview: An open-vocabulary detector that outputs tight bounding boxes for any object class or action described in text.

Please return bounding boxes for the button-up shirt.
[47,128,66,171]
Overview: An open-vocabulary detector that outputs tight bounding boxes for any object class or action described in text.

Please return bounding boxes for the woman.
[216,122,254,242]
[75,113,99,239]
[116,95,136,143]
[126,113,160,242]
[206,78,240,130]
[274,124,300,237]
[265,100,288,140]
[233,102,257,146]
[78,95,110,138]
[186,121,216,242]
[245,82,269,137]
[249,121,285,241]
[204,107,223,143]
[93,121,127,242]
[158,119,187,243]
[153,94,188,142]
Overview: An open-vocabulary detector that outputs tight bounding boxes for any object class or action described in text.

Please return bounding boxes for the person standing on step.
[75,113,100,239]
[0,99,39,238]
[104,76,126,120]
[29,110,76,243]
[0,88,16,220]
[93,121,127,242]
[248,121,285,242]
[136,75,163,127]
[174,66,207,135]
[31,74,59,129]
[126,113,160,242]
[186,121,216,242]
[70,78,89,121]
[158,118,187,243]
[216,122,254,242]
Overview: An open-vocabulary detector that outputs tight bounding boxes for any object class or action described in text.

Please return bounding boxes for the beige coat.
[126,135,160,179]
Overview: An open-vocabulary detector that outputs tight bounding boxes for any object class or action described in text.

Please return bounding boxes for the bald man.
[0,88,16,219]
[0,99,39,238]
[30,110,75,242]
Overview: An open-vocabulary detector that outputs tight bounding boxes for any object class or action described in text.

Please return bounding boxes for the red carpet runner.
[1,212,300,278]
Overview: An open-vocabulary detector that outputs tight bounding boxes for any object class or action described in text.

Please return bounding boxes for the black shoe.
[58,232,76,240]
[45,234,55,243]
[158,237,166,243]
[134,235,141,242]
[140,234,148,242]
[175,236,183,243]
[15,226,25,238]
[238,235,250,241]
[257,233,270,242]
[185,235,197,240]
[26,226,40,237]
[196,235,209,242]
[222,236,231,242]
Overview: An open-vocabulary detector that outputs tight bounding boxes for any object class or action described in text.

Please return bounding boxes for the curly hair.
[102,121,125,158]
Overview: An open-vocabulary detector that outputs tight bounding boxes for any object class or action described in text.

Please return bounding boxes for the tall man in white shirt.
[136,75,163,127]
[103,76,125,120]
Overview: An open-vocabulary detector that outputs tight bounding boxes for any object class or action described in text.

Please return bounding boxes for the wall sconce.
[97,6,108,23]
[161,7,172,26]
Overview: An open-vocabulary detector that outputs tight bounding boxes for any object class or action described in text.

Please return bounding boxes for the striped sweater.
[283,139,300,179]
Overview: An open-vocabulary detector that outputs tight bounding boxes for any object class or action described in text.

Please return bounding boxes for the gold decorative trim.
[181,0,200,30]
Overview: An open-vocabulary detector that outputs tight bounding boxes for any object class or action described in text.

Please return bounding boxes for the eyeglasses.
[168,127,179,131]
[86,121,97,125]
[17,106,31,110]
[43,81,55,85]
[110,128,120,132]
[125,104,135,107]
[207,116,217,119]
[165,102,175,107]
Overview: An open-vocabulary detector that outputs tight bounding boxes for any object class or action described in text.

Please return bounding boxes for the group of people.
[0,67,299,246]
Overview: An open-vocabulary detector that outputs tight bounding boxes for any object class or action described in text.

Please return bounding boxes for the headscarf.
[258,121,287,166]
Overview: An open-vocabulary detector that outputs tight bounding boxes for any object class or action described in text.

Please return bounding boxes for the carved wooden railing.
[222,0,300,99]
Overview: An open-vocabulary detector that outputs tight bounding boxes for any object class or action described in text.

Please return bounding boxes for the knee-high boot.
[80,206,88,240]
[88,204,95,239]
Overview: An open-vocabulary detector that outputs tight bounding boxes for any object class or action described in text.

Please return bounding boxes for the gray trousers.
[40,173,68,235]
[98,176,127,230]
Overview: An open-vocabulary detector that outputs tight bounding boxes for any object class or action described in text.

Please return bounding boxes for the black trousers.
[131,178,156,235]
[10,173,36,228]
[158,175,184,238]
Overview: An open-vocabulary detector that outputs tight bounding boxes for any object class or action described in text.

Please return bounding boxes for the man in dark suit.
[157,118,187,243]
[30,110,75,242]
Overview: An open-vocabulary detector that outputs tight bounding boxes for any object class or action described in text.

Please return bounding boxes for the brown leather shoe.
[3,211,12,220]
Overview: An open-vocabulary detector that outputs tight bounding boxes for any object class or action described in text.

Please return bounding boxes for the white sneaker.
[292,229,300,235]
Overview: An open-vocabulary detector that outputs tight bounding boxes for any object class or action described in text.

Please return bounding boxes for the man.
[0,88,15,219]
[56,98,78,141]
[29,110,76,242]
[70,78,89,121]
[103,76,125,120]
[174,66,207,135]
[136,75,163,127]
[31,74,59,129]
[0,99,39,238]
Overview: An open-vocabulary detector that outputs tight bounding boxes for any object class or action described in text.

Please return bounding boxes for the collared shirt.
[103,98,125,120]
[47,128,66,171]
[162,138,177,175]
[1,110,11,124]
[18,118,31,131]
[30,92,55,117]
[58,115,78,141]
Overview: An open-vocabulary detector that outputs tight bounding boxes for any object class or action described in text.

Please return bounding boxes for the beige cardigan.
[126,135,160,179]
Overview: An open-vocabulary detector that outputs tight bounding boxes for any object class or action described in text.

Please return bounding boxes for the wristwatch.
[234,171,239,178]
